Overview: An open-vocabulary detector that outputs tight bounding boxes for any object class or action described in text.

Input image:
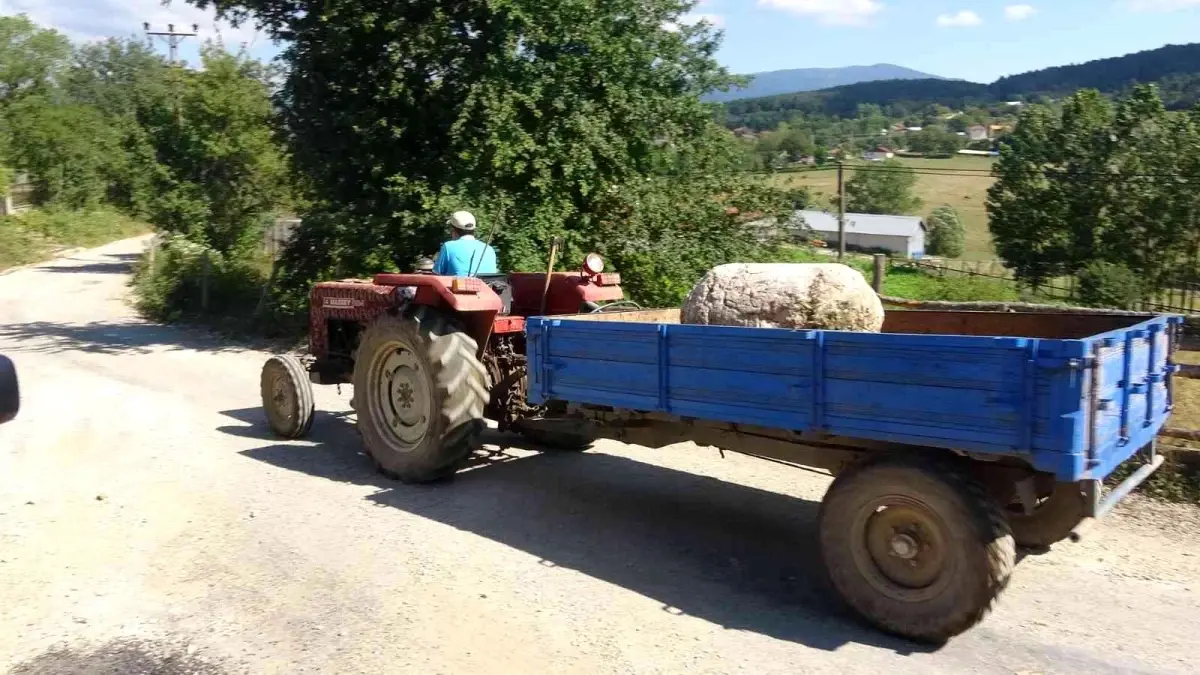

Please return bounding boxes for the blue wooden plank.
[526,313,1177,483]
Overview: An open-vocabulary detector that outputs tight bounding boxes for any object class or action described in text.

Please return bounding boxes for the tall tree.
[987,91,1115,286]
[147,44,290,255]
[843,159,921,215]
[0,15,70,107]
[989,85,1200,293]
[6,95,121,207]
[63,38,174,215]
[188,0,790,302]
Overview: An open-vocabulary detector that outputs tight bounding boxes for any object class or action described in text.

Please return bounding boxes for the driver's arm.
[432,244,449,275]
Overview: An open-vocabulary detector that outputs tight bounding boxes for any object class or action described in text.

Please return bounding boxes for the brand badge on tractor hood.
[322,296,365,309]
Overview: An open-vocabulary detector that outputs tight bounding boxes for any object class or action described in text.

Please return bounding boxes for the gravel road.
[2,237,1200,674]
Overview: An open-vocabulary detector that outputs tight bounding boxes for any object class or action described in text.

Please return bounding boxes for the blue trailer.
[524,308,1182,642]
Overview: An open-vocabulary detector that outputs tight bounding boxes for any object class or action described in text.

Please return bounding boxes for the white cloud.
[758,0,884,26]
[0,0,266,58]
[1004,4,1038,20]
[1128,0,1200,10]
[936,10,983,27]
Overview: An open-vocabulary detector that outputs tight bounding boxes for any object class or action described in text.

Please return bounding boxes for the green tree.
[778,126,815,161]
[843,159,922,215]
[906,126,964,155]
[190,0,790,303]
[146,44,290,255]
[987,91,1115,286]
[0,15,70,107]
[988,85,1200,293]
[7,95,122,207]
[63,38,174,216]
[925,205,964,257]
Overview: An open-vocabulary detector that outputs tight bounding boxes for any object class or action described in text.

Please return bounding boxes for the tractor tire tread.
[261,354,315,439]
[354,309,488,483]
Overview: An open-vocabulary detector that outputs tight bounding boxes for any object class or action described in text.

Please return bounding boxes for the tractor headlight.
[584,253,604,275]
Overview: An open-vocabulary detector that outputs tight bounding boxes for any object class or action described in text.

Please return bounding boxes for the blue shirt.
[433,236,498,276]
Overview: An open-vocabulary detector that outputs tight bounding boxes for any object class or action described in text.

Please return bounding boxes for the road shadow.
[0,320,250,355]
[220,407,933,656]
[36,253,142,275]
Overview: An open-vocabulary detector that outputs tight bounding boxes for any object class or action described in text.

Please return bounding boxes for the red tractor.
[259,252,630,482]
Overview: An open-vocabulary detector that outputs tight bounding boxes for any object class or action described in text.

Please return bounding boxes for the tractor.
[258,251,630,482]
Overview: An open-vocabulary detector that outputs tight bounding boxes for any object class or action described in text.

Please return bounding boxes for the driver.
[432,210,498,277]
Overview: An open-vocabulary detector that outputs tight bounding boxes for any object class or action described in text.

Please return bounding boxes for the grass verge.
[0,208,150,270]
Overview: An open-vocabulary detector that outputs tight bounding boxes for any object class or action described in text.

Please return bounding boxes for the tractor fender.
[373,274,501,351]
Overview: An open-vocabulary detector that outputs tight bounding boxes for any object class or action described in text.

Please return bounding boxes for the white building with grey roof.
[793,210,926,259]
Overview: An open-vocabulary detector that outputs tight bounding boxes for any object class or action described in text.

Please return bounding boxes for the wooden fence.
[904,258,1200,315]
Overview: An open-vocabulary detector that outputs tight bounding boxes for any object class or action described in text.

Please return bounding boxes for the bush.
[1076,261,1144,309]
[133,234,270,322]
[926,205,965,258]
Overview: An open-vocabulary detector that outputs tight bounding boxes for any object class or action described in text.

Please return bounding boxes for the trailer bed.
[527,309,1182,483]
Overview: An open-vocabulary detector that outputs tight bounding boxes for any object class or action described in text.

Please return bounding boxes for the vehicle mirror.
[0,354,17,425]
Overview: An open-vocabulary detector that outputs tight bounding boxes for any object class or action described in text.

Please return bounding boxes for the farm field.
[766,155,998,260]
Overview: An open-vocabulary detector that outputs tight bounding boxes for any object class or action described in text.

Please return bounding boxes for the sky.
[3,0,1200,83]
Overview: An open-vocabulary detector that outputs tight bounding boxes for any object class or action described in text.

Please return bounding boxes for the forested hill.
[723,42,1200,129]
[990,43,1200,98]
[703,64,942,104]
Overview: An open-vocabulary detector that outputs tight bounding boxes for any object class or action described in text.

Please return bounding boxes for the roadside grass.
[0,207,150,270]
[772,245,1019,301]
[765,155,997,260]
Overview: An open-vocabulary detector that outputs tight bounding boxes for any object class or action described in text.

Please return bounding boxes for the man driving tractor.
[432,210,498,277]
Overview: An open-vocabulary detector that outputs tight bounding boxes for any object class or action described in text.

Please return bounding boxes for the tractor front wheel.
[261,355,315,439]
[353,309,489,483]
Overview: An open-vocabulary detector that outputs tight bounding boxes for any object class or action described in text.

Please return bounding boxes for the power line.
[848,165,1200,180]
[756,161,1200,181]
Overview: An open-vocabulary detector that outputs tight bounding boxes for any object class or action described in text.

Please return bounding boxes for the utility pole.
[144,23,198,125]
[837,160,846,262]
[143,22,198,65]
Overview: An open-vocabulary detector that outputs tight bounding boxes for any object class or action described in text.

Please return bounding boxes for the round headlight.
[584,253,604,275]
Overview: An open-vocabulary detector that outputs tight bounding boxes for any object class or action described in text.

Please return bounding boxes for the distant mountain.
[704,64,946,104]
[722,43,1200,129]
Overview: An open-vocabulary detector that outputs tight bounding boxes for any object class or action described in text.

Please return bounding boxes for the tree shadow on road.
[219,406,936,656]
[0,319,255,355]
[35,253,142,275]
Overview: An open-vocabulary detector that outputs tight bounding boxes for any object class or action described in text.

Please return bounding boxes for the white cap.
[447,210,477,232]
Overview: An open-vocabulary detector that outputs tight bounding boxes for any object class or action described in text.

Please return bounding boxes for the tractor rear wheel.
[353,308,488,483]
[261,355,315,439]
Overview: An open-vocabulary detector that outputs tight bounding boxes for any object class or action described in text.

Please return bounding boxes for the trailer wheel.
[1004,482,1085,549]
[261,355,315,439]
[819,457,1015,643]
[353,308,488,483]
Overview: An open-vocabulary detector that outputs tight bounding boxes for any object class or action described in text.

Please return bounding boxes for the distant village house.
[863,146,894,162]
